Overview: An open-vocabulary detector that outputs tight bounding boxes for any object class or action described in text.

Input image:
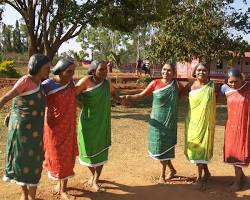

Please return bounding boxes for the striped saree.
[77,80,111,167]
[148,81,179,160]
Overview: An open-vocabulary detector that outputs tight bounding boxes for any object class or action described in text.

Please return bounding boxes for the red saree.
[224,82,250,166]
[43,81,78,179]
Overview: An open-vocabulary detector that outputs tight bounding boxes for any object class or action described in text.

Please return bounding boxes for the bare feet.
[195,176,202,182]
[158,176,166,184]
[53,183,60,195]
[166,170,177,180]
[83,177,93,187]
[192,178,206,191]
[60,192,75,200]
[91,182,106,192]
[20,194,27,200]
[203,172,211,181]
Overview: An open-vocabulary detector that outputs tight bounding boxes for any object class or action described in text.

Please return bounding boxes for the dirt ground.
[0,97,249,200]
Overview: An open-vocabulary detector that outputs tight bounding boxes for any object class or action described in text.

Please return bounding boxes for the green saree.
[185,81,216,164]
[148,81,179,160]
[77,80,111,167]
[3,86,45,186]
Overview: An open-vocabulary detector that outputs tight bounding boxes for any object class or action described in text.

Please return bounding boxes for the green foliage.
[1,0,167,59]
[0,20,28,53]
[60,50,88,62]
[146,0,250,63]
[2,0,249,61]
[0,60,20,78]
[137,76,152,86]
[78,26,136,66]
[77,25,155,65]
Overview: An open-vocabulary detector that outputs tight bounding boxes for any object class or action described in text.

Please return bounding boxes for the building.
[176,52,250,80]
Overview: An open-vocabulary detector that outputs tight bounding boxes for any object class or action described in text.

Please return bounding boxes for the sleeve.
[142,80,156,96]
[220,84,230,96]
[13,76,29,94]
[41,79,51,94]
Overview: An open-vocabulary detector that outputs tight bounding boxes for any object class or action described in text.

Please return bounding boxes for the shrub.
[137,75,152,86]
[0,60,21,78]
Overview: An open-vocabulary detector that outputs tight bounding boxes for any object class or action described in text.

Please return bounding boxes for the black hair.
[163,62,176,74]
[192,62,209,78]
[51,58,74,75]
[225,68,243,83]
[28,53,50,75]
[87,60,104,75]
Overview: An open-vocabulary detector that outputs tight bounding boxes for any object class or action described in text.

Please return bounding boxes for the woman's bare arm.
[0,88,19,109]
[75,77,89,95]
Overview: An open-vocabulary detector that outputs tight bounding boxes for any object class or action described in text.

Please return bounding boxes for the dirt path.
[0,105,249,200]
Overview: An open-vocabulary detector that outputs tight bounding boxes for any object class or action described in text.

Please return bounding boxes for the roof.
[244,52,250,58]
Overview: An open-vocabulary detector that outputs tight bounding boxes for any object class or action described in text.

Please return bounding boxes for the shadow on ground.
[65,176,250,200]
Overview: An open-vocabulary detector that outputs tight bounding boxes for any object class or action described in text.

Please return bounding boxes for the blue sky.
[1,2,250,54]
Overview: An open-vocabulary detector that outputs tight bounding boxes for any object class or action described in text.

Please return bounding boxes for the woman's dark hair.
[51,58,74,75]
[28,53,50,75]
[163,62,176,74]
[87,60,104,75]
[225,68,244,83]
[192,62,209,78]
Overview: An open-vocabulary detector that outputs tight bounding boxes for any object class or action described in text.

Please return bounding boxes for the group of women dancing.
[0,54,249,200]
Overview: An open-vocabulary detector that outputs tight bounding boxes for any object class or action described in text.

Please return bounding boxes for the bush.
[0,60,21,78]
[137,75,152,86]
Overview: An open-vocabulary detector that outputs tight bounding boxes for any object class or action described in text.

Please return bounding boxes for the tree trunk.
[28,34,38,57]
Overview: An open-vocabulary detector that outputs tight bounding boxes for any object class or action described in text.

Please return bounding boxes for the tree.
[12,20,22,52]
[1,24,13,52]
[19,20,28,52]
[1,0,171,60]
[146,0,250,63]
[0,20,28,53]
[78,26,134,67]
[0,7,3,21]
[77,23,156,66]
[60,50,88,62]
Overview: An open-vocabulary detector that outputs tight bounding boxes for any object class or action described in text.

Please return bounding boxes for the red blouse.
[143,79,184,95]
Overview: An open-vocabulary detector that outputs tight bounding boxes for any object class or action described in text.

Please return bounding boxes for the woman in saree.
[75,60,123,192]
[42,58,78,200]
[184,63,218,189]
[221,68,250,191]
[0,54,51,200]
[124,63,183,183]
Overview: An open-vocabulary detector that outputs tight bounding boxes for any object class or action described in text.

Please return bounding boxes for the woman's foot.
[158,175,166,184]
[53,183,60,195]
[195,176,202,182]
[203,172,211,181]
[91,182,106,192]
[20,194,28,200]
[166,170,177,180]
[83,177,93,187]
[60,191,75,200]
